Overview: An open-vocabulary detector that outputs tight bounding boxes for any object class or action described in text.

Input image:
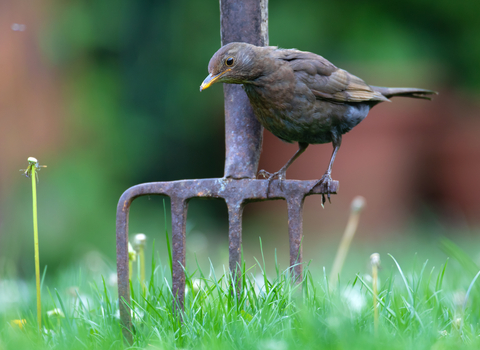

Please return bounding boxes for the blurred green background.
[1,0,480,279]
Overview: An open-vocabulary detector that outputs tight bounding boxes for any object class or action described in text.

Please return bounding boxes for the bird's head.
[200,42,264,91]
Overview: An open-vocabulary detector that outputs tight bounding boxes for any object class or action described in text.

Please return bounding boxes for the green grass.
[1,238,480,350]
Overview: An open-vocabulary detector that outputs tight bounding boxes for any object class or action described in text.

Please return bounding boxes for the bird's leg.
[312,135,342,206]
[258,142,309,196]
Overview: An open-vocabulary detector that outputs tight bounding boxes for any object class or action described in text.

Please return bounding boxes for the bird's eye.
[225,57,234,66]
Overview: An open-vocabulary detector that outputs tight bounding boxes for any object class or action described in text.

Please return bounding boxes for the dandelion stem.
[133,234,147,293]
[370,253,380,334]
[140,245,145,291]
[372,264,378,331]
[137,253,141,289]
[31,161,41,331]
[329,196,365,288]
[129,260,133,281]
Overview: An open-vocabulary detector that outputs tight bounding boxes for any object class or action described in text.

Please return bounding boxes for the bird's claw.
[258,169,273,179]
[311,173,333,207]
[258,169,286,197]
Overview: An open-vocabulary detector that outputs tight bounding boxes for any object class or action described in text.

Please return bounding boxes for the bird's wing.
[277,49,389,103]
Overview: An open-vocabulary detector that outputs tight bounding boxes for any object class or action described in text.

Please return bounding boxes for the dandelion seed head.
[342,286,366,313]
[108,273,118,287]
[370,253,381,267]
[47,308,65,318]
[452,291,465,308]
[192,278,205,293]
[133,233,147,249]
[11,23,26,31]
[351,196,366,213]
[259,339,287,350]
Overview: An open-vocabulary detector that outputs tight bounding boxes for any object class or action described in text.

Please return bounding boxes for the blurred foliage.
[2,0,479,272]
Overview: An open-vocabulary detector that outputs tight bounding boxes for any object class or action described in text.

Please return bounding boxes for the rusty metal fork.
[115,0,338,340]
[116,178,337,334]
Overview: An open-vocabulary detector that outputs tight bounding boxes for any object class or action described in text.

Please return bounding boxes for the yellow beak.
[199,69,230,91]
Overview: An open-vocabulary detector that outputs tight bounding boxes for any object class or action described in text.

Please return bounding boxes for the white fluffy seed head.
[350,196,366,213]
[370,253,380,267]
[133,233,147,249]
[47,308,65,318]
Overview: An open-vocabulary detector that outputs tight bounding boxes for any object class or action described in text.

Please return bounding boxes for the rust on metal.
[221,0,267,179]
[170,196,188,308]
[116,0,339,341]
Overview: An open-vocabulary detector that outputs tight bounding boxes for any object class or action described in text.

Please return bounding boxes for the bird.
[200,42,436,204]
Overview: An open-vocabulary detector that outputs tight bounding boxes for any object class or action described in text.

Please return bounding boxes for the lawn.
[1,235,480,350]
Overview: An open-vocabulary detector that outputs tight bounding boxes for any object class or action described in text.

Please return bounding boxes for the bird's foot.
[258,169,286,197]
[311,173,334,207]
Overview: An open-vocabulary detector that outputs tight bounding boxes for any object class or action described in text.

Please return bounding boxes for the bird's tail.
[371,86,437,100]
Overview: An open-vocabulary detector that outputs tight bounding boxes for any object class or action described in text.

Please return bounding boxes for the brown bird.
[200,42,436,204]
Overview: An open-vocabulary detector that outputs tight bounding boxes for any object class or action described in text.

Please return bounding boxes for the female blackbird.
[200,42,436,203]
